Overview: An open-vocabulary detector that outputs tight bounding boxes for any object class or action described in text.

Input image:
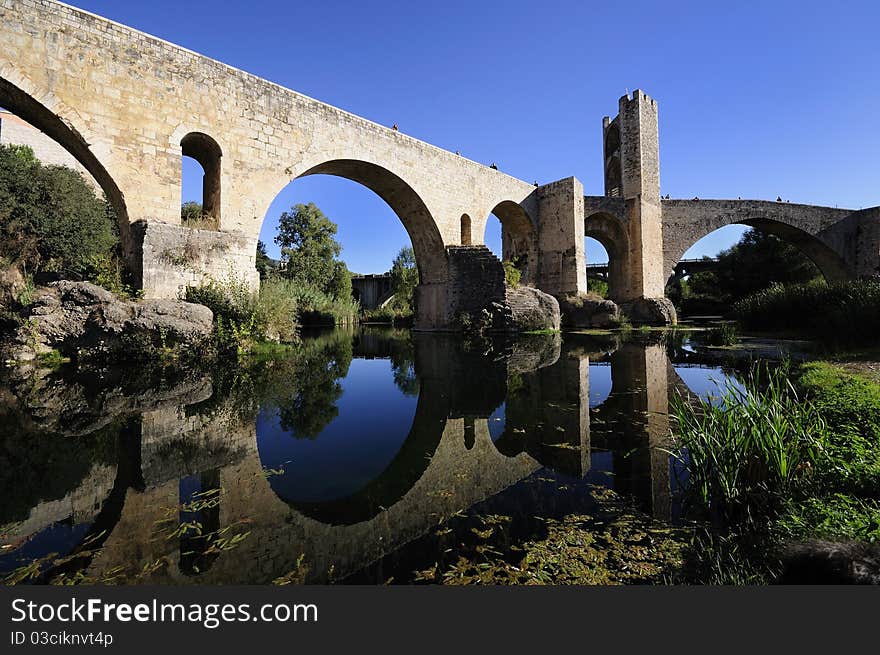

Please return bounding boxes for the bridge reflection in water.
[0,329,725,584]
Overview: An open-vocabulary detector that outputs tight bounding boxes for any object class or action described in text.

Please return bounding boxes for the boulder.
[621,296,678,326]
[491,286,561,332]
[559,294,621,329]
[6,281,213,363]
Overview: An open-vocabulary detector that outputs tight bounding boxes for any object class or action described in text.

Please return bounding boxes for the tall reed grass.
[669,363,828,521]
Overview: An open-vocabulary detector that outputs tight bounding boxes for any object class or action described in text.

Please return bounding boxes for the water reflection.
[0,328,738,584]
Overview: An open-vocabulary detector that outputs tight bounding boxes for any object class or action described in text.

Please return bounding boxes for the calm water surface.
[0,328,743,584]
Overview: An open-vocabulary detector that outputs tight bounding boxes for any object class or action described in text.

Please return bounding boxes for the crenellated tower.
[601,90,674,320]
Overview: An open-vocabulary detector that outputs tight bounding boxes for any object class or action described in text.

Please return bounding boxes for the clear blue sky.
[67,0,880,271]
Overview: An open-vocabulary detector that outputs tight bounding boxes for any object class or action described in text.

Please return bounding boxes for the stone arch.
[460,213,472,245]
[486,200,538,286]
[180,132,222,229]
[0,72,131,252]
[585,211,630,301]
[268,159,448,287]
[667,215,850,283]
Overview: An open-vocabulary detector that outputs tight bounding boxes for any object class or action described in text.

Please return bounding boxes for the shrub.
[732,279,880,345]
[288,279,359,326]
[186,273,299,355]
[587,277,608,298]
[362,300,413,326]
[0,144,117,280]
[503,260,521,288]
[253,277,299,343]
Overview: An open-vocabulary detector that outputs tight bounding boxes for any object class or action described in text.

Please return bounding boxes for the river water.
[0,328,743,584]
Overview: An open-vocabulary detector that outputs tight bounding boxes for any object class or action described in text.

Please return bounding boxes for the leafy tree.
[0,143,117,280]
[255,239,273,280]
[684,230,820,304]
[274,202,349,298]
[328,259,352,301]
[390,246,419,311]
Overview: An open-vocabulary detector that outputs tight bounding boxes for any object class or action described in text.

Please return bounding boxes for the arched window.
[460,214,472,245]
[181,132,221,229]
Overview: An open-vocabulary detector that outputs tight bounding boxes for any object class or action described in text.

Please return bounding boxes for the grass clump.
[669,363,828,520]
[703,322,739,346]
[669,359,880,581]
[186,274,299,357]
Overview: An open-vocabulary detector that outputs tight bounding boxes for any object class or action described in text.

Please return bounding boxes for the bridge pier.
[535,177,588,298]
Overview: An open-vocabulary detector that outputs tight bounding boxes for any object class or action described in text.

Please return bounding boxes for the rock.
[620,296,678,326]
[559,293,621,328]
[506,332,562,374]
[779,540,880,584]
[494,286,561,332]
[133,300,214,342]
[5,281,213,363]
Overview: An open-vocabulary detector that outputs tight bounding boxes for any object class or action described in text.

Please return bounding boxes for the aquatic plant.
[703,322,739,346]
[668,363,828,521]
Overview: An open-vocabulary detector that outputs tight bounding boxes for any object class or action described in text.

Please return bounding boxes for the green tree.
[255,239,273,280]
[0,143,117,280]
[274,202,349,298]
[328,259,352,301]
[686,230,820,303]
[390,246,419,311]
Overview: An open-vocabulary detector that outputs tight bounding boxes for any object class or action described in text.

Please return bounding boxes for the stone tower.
[602,90,675,322]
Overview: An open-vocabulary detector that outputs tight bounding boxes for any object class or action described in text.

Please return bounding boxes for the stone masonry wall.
[444,245,506,325]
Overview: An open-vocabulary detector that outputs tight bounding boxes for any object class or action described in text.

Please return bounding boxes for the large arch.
[0,74,131,253]
[486,200,538,286]
[266,158,449,288]
[662,201,854,283]
[585,211,630,301]
[670,217,849,283]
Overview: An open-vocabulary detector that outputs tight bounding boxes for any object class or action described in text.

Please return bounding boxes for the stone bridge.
[0,0,584,330]
[2,0,878,326]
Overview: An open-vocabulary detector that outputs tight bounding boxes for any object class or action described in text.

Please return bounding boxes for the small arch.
[485,200,538,286]
[460,214,472,245]
[180,132,221,229]
[585,212,629,301]
[585,236,611,297]
[603,122,622,197]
